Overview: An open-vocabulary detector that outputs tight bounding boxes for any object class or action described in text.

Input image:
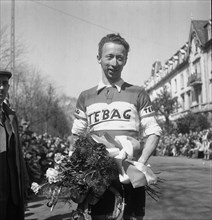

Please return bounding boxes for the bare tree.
[0,26,25,69]
[0,27,11,69]
[1,26,75,137]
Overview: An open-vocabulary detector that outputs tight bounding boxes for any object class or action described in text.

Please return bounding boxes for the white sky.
[1,0,211,98]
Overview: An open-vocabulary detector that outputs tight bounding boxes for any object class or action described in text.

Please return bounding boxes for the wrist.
[138,158,146,165]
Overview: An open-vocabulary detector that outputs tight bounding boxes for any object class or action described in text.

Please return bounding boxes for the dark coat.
[1,102,29,220]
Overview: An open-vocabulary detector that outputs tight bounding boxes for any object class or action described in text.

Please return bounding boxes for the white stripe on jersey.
[86,101,140,131]
[139,105,155,119]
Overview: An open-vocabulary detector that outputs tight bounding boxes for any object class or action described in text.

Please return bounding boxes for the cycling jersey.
[72,79,161,139]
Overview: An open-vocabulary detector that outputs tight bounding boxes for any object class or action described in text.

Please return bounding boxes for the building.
[144,19,212,124]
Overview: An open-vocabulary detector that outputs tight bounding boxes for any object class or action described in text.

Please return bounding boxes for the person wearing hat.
[0,70,28,220]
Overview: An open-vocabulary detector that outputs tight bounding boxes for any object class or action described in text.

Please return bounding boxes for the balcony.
[187,73,202,87]
[190,102,212,113]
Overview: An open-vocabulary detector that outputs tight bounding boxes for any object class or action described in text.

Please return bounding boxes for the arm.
[126,133,160,186]
[138,134,160,165]
[70,117,87,152]
[71,92,88,149]
[137,90,162,165]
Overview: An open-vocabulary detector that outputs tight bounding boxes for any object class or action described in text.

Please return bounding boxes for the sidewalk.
[25,156,212,220]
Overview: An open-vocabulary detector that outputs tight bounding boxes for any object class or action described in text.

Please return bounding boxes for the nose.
[110,57,118,66]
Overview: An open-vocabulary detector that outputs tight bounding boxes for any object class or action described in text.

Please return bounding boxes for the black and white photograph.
[0,0,211,220]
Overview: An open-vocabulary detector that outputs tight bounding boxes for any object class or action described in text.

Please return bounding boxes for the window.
[207,23,211,40]
[174,78,177,93]
[186,91,192,108]
[185,90,192,109]
[192,87,202,105]
[181,94,185,111]
[195,40,199,54]
[193,60,201,78]
[181,73,184,89]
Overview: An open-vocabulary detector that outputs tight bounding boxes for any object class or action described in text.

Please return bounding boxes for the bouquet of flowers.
[31,134,162,219]
[31,135,121,219]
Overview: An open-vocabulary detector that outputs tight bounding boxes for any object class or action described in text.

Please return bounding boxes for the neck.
[102,73,111,85]
[102,73,120,86]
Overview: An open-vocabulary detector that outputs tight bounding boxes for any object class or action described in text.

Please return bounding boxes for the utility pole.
[0,0,2,60]
[11,0,15,97]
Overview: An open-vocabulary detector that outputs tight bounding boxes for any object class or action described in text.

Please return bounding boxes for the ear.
[122,51,128,66]
[123,57,128,66]
[97,55,101,64]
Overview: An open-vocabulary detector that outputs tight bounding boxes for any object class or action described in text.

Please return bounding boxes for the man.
[72,33,162,220]
[0,70,28,220]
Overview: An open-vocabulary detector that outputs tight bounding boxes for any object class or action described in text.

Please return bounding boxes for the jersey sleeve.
[71,92,88,136]
[138,90,162,137]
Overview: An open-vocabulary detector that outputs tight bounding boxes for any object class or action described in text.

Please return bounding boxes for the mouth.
[108,68,117,74]
[0,94,5,99]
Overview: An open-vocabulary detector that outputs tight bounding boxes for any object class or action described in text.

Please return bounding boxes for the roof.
[191,20,209,45]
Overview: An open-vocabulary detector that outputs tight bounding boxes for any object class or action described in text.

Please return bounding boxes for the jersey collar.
[97,78,124,93]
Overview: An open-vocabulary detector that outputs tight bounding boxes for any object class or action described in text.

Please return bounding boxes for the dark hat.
[0,70,12,79]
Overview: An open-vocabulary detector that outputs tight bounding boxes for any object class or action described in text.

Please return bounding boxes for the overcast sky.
[1,0,211,98]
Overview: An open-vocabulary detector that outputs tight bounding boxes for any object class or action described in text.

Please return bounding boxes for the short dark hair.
[98,33,130,58]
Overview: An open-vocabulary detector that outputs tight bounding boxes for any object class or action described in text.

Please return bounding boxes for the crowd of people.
[19,118,212,192]
[19,119,212,200]
[156,128,212,160]
[19,120,71,188]
[21,125,212,189]
[19,118,212,219]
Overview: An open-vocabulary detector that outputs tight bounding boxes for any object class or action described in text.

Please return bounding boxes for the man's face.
[98,42,127,83]
[0,76,9,105]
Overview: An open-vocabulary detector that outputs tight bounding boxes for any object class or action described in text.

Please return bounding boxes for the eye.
[3,81,9,86]
[106,55,114,60]
[0,81,9,86]
[117,57,123,61]
[116,56,125,62]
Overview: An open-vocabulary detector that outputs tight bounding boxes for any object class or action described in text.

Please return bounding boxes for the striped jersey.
[72,79,162,139]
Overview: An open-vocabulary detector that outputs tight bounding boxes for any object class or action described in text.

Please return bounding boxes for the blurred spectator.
[204,131,212,160]
[155,128,212,160]
[20,126,71,193]
[19,125,212,197]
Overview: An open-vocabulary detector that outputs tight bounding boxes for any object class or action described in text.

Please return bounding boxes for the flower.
[54,153,65,164]
[46,168,61,184]
[31,182,41,194]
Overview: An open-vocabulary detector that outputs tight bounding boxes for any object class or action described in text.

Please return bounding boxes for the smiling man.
[0,70,28,220]
[72,33,162,220]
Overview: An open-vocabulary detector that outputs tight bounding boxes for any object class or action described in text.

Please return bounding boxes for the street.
[25,156,212,220]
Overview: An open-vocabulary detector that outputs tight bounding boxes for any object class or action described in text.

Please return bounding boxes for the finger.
[125,159,134,164]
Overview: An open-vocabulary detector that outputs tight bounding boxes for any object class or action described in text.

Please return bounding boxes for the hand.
[126,160,157,185]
